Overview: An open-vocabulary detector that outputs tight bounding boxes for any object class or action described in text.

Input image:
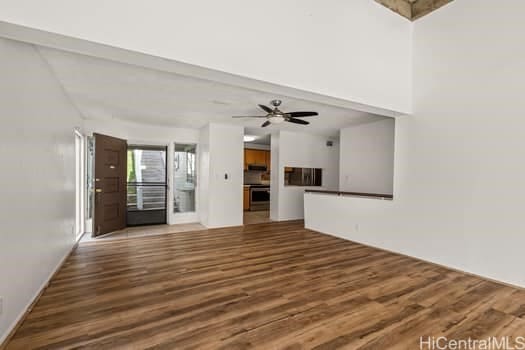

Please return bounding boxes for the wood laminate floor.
[243,210,271,225]
[6,221,525,349]
[80,222,206,242]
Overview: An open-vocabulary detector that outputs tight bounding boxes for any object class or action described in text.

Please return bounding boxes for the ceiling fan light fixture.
[243,135,257,142]
[269,115,285,124]
[231,101,317,128]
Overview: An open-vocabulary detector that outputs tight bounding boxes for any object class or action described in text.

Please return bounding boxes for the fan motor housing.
[270,99,282,107]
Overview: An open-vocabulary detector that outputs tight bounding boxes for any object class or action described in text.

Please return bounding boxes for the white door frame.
[74,128,85,240]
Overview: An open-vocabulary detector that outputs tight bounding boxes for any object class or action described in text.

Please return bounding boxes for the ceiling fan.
[232,100,318,127]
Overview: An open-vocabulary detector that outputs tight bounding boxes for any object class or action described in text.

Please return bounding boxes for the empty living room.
[2,1,525,349]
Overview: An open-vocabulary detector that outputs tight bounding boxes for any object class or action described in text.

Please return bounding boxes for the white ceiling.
[244,133,272,146]
[39,46,388,138]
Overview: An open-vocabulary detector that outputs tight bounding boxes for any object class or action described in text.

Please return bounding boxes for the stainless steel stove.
[248,185,270,211]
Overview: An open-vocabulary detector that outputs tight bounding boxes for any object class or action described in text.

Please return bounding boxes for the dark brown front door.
[94,133,127,236]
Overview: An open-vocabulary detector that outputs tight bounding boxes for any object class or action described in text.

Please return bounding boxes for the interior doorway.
[126,145,168,226]
[242,132,272,225]
[90,134,197,238]
[173,143,197,214]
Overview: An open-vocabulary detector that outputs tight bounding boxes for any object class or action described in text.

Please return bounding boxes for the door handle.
[96,189,103,193]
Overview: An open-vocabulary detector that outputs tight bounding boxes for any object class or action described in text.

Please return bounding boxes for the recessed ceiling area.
[375,0,454,20]
[244,132,271,146]
[38,46,388,138]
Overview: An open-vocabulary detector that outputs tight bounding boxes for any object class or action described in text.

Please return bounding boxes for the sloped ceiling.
[37,46,387,138]
[375,0,454,20]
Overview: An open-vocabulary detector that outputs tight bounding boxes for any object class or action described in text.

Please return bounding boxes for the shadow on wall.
[339,118,395,196]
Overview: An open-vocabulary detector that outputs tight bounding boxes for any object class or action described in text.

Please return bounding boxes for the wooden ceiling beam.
[375,0,454,21]
[375,0,412,20]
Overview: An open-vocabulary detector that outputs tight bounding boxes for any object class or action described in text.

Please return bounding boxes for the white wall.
[339,119,395,194]
[270,132,280,221]
[198,125,210,227]
[272,131,339,221]
[83,118,199,146]
[306,0,525,288]
[0,0,412,113]
[0,38,83,342]
[200,123,244,228]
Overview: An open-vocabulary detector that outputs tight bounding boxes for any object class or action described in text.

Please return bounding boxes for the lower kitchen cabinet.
[243,187,250,211]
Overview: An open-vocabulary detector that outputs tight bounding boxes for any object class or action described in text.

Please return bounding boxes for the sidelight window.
[173,144,197,213]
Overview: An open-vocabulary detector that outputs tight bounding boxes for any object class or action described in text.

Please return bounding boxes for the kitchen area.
[243,134,271,224]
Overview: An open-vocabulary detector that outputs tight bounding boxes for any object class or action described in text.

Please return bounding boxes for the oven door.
[250,187,270,211]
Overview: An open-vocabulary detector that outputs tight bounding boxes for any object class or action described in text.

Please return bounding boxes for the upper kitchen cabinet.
[245,149,265,166]
[244,149,271,171]
[265,151,271,172]
[244,149,256,170]
[255,150,266,165]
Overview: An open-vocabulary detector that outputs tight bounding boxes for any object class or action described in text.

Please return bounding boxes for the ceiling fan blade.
[258,104,273,114]
[232,115,267,118]
[261,120,271,127]
[286,117,310,125]
[286,111,318,118]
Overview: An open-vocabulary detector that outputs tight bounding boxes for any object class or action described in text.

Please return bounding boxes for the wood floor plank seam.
[6,221,525,349]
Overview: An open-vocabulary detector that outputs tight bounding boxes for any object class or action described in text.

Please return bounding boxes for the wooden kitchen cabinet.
[244,149,271,171]
[243,187,250,211]
[254,150,266,165]
[265,151,271,172]
[244,149,256,169]
[244,149,265,169]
